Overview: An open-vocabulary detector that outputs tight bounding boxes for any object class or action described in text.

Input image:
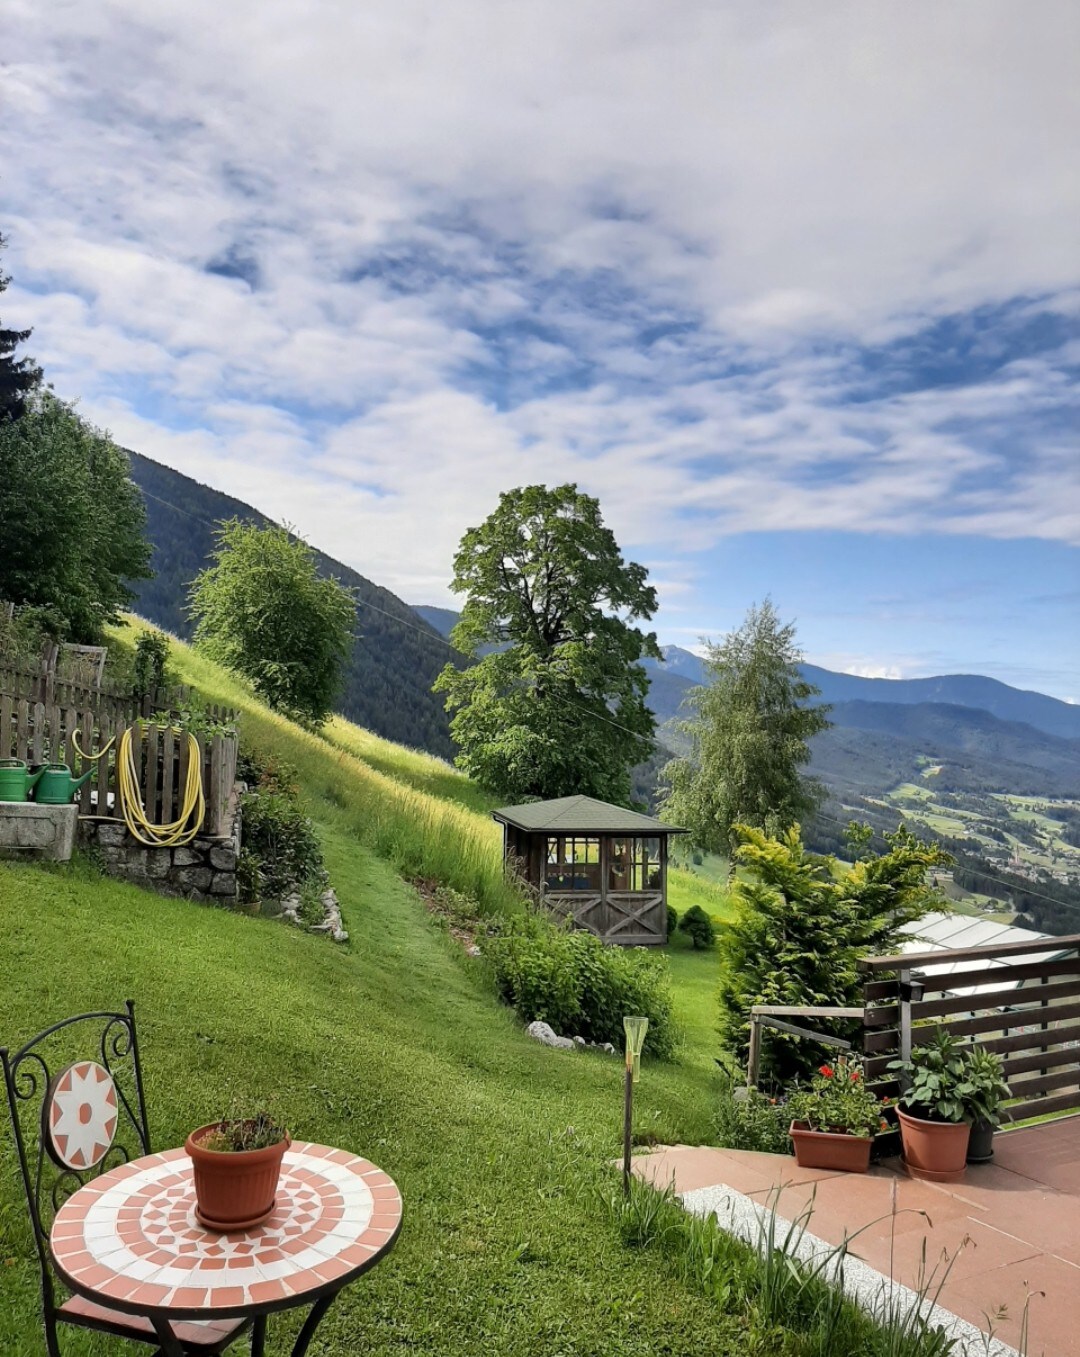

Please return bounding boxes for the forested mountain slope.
[126,452,457,757]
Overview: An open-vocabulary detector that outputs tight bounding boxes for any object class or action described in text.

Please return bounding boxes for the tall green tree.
[0,233,42,422]
[189,519,356,727]
[720,824,950,1082]
[434,484,660,803]
[0,394,151,640]
[660,600,830,863]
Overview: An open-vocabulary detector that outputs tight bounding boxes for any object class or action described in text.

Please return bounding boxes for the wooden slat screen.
[861,942,1080,1126]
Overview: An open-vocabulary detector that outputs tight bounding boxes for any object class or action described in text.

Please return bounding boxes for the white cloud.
[0,0,1077,618]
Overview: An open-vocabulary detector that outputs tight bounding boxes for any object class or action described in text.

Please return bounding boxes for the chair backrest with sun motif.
[0,1002,151,1301]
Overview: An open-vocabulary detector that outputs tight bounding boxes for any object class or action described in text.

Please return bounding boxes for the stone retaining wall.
[78,786,241,903]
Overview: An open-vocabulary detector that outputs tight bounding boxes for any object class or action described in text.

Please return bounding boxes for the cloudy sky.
[4,1,1079,697]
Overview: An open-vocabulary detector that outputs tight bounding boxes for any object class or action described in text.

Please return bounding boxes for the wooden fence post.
[747,1014,762,1089]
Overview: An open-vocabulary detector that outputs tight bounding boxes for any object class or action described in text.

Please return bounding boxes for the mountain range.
[127,452,1079,802]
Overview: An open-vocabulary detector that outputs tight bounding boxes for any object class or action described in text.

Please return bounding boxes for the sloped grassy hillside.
[0,623,742,1355]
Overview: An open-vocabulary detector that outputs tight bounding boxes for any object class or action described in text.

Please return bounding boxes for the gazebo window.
[608,837,662,892]
[545,836,601,891]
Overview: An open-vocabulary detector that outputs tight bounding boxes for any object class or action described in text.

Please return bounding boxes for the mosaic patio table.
[49,1141,403,1357]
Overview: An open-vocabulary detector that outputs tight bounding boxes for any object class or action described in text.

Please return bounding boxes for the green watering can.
[0,759,46,802]
[33,763,95,805]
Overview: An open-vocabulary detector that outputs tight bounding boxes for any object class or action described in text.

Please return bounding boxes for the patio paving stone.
[633,1115,1080,1356]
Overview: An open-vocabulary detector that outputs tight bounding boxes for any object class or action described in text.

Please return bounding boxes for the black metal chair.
[1,1001,251,1355]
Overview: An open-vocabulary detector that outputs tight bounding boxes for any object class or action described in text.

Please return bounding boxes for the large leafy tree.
[0,233,42,422]
[434,484,660,803]
[660,600,830,864]
[189,519,356,727]
[0,394,152,640]
[720,824,951,1083]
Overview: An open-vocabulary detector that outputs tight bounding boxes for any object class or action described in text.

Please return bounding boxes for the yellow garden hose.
[73,725,206,845]
[116,726,205,847]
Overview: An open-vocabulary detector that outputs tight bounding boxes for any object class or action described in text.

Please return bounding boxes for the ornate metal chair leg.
[43,1312,63,1357]
[291,1293,338,1357]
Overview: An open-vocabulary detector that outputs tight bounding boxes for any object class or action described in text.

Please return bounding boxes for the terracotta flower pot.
[789,1121,873,1173]
[185,1123,290,1231]
[897,1108,969,1182]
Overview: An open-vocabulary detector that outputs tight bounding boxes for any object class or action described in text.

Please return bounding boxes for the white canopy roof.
[896,912,1076,1000]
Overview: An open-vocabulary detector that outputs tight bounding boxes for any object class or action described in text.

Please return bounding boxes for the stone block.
[173,866,213,893]
[171,847,201,867]
[145,851,172,879]
[210,872,238,897]
[95,822,127,847]
[209,845,237,871]
[0,803,78,861]
[121,846,149,873]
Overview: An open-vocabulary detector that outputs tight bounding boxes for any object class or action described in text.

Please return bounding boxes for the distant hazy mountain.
[127,453,457,757]
[811,701,1080,797]
[641,644,1080,742]
[414,613,1080,799]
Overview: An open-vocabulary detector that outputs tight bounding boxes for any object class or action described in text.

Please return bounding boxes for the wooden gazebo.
[492,795,687,947]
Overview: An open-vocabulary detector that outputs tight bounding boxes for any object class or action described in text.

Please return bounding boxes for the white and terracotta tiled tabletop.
[50,1143,402,1316]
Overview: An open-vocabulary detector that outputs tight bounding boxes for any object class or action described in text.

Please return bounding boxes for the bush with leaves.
[666,904,678,936]
[678,904,716,950]
[715,1074,792,1154]
[236,747,324,905]
[719,823,950,1084]
[132,629,171,702]
[483,916,678,1058]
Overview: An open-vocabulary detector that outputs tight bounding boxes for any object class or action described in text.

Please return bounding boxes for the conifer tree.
[0,233,42,422]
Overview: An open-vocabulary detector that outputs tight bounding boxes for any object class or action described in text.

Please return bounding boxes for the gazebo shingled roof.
[491,794,686,836]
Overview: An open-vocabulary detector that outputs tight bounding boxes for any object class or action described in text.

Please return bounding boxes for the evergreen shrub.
[678,904,716,950]
[484,920,678,1057]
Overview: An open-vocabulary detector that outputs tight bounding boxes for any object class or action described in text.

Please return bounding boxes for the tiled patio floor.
[635,1116,1080,1356]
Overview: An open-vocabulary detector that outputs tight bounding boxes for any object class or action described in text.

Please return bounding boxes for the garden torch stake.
[622,1016,649,1197]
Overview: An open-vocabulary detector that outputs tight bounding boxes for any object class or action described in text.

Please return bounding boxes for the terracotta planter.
[966,1118,996,1164]
[897,1108,969,1182]
[789,1121,873,1173]
[185,1123,290,1231]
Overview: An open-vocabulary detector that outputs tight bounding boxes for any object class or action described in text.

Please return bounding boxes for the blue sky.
[3,1,1078,698]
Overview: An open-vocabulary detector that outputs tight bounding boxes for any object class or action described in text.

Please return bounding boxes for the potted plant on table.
[185,1109,290,1231]
[787,1057,885,1173]
[963,1045,1010,1163]
[889,1030,972,1182]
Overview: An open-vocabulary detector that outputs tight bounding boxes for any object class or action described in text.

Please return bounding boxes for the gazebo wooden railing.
[861,932,1080,1125]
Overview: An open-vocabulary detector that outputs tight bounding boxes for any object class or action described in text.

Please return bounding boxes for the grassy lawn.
[0,626,762,1354]
[0,832,738,1356]
[664,931,721,1076]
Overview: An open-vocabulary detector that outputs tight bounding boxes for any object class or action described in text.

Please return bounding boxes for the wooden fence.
[861,933,1080,1125]
[0,697,239,840]
[0,653,235,726]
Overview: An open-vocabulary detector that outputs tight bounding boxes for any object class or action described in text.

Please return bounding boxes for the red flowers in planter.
[819,1064,834,1078]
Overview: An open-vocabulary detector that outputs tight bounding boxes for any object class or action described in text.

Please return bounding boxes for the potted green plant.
[963,1045,1010,1163]
[185,1110,290,1230]
[888,1030,972,1182]
[787,1057,885,1173]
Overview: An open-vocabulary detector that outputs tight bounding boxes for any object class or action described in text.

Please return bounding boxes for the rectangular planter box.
[789,1121,872,1173]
